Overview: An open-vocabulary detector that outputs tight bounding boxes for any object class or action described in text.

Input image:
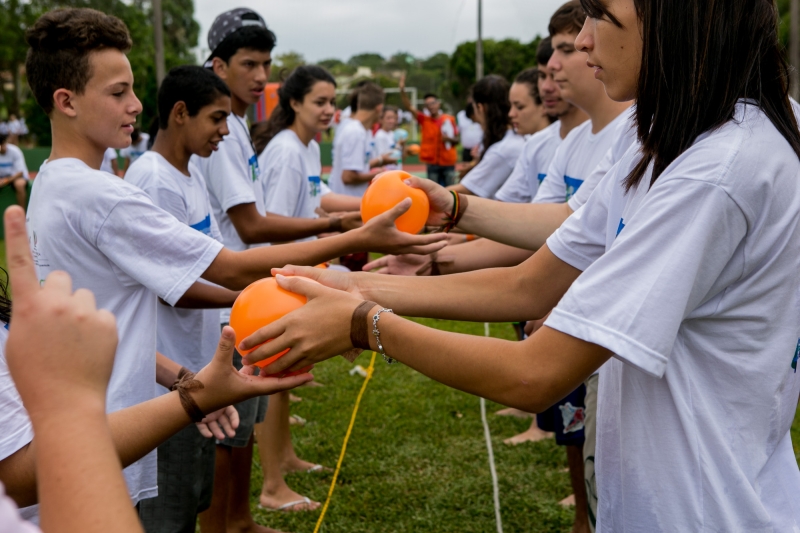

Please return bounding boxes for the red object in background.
[229,278,313,376]
[256,83,281,122]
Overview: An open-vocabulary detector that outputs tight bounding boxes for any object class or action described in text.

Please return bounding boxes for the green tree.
[347,52,385,71]
[269,51,305,81]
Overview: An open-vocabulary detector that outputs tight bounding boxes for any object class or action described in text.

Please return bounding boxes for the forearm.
[169,281,240,309]
[456,198,573,251]
[321,193,361,212]
[369,314,603,411]
[247,213,337,243]
[35,407,143,533]
[341,170,375,185]
[439,239,534,274]
[156,352,182,389]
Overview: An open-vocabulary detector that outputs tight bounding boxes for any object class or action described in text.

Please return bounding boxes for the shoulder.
[6,144,23,158]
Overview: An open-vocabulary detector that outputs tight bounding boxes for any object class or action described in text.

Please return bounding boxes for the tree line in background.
[0,0,794,146]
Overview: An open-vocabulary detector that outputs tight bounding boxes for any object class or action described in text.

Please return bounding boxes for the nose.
[575,18,593,53]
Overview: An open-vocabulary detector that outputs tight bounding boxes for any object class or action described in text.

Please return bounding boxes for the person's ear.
[290,98,303,115]
[52,89,78,118]
[211,57,228,80]
[172,101,189,126]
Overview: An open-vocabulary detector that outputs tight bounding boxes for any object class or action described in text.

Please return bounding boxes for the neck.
[558,106,590,138]
[289,121,315,146]
[577,92,632,134]
[49,121,106,169]
[231,94,249,117]
[353,109,376,130]
[151,128,191,175]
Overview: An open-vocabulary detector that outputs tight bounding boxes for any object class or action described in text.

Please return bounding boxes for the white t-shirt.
[545,102,800,531]
[457,110,484,150]
[328,118,371,198]
[0,144,29,179]
[534,110,630,205]
[25,158,224,506]
[194,113,262,253]
[494,121,562,203]
[120,134,150,165]
[372,128,400,170]
[0,324,32,467]
[258,129,324,225]
[0,483,39,533]
[459,129,526,199]
[125,152,225,390]
[100,147,118,175]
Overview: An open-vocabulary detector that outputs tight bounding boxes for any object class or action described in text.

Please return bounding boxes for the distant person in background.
[100,147,119,175]
[120,127,150,172]
[457,101,483,163]
[5,115,27,146]
[398,72,459,187]
[372,105,404,170]
[0,133,30,210]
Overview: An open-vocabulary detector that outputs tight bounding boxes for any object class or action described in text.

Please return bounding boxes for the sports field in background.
[0,240,796,532]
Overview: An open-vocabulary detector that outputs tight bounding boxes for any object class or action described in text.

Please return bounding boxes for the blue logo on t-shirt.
[564,175,584,200]
[248,154,259,182]
[616,218,625,237]
[792,339,799,373]
[190,214,212,236]
[308,175,321,198]
[537,173,547,184]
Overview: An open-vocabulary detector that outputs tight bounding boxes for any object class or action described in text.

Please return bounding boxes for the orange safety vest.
[417,112,458,167]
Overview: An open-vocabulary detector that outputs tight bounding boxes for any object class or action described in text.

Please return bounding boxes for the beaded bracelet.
[372,308,396,363]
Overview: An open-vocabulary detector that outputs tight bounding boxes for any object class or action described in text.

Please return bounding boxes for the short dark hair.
[382,105,398,116]
[0,133,7,145]
[25,8,132,115]
[548,1,586,37]
[514,67,542,105]
[536,36,554,66]
[423,93,438,100]
[356,82,384,111]
[158,65,231,129]
[210,25,276,64]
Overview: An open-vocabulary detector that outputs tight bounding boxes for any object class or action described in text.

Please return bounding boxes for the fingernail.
[404,179,412,185]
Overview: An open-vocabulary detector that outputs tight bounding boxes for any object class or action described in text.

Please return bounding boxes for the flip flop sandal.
[258,496,316,512]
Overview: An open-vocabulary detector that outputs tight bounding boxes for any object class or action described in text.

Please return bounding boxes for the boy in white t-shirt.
[16,7,445,528]
[100,147,119,175]
[119,127,149,172]
[372,105,403,171]
[0,133,30,211]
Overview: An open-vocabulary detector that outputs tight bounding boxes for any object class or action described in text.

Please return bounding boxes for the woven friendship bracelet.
[170,367,206,423]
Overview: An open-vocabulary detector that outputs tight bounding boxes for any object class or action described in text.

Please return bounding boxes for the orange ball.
[229,277,313,377]
[360,170,430,234]
[407,144,421,155]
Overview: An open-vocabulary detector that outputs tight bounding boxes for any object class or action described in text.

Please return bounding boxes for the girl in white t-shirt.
[455,75,526,198]
[371,106,403,170]
[243,0,800,530]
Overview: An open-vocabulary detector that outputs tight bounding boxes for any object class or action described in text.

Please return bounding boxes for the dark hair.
[0,268,11,325]
[210,25,276,64]
[514,67,542,105]
[131,127,141,144]
[549,1,585,37]
[356,82,384,111]
[382,105,398,117]
[250,64,335,153]
[536,36,554,66]
[471,74,511,154]
[465,102,474,120]
[423,93,438,100]
[0,133,7,145]
[25,8,132,115]
[147,117,158,149]
[580,0,800,191]
[348,79,369,111]
[158,65,231,129]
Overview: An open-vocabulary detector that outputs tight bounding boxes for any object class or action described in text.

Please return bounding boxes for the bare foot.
[503,426,554,445]
[289,393,302,403]
[495,407,533,418]
[258,487,321,513]
[559,494,575,507]
[288,414,306,426]
[282,456,332,474]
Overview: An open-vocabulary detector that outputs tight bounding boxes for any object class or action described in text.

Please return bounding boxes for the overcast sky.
[194,0,566,63]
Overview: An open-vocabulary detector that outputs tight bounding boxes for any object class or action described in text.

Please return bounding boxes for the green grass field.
[0,237,797,532]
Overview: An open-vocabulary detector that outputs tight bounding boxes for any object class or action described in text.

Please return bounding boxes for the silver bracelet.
[372,308,395,364]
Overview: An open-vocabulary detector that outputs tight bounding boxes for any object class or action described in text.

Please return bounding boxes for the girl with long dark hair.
[453,74,526,199]
[241,0,800,529]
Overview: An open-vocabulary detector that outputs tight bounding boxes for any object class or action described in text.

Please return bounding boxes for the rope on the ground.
[313,351,377,533]
[481,322,504,533]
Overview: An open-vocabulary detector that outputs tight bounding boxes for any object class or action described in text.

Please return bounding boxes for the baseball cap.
[206,8,267,58]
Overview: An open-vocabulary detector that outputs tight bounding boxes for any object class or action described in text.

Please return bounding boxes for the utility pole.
[476,0,484,81]
[153,0,166,86]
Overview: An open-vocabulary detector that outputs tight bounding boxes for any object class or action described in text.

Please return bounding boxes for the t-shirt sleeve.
[262,160,306,218]
[567,146,615,211]
[495,149,532,203]
[147,187,189,224]
[202,139,256,212]
[533,153,567,204]
[339,127,367,172]
[459,148,516,198]
[0,332,34,462]
[546,177,747,378]
[95,191,224,305]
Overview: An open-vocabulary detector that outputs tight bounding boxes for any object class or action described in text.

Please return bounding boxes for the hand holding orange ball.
[361,170,430,234]
[229,277,313,377]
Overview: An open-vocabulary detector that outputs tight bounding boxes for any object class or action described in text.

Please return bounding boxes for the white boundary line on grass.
[481,322,504,533]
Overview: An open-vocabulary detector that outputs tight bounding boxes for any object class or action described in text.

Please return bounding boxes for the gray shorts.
[138,424,216,533]
[217,349,269,448]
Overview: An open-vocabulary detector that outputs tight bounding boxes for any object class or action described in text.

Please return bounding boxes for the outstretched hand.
[362,253,430,275]
[357,197,447,255]
[196,405,239,439]
[4,205,119,421]
[238,274,369,375]
[401,176,455,227]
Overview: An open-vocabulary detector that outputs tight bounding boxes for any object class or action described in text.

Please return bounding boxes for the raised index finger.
[4,206,40,301]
